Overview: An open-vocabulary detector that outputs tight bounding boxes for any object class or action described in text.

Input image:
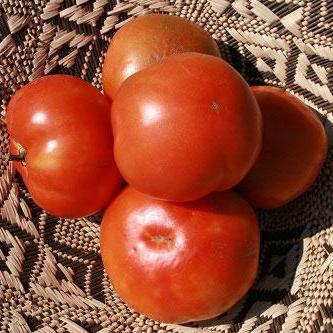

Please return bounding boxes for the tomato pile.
[6,14,328,324]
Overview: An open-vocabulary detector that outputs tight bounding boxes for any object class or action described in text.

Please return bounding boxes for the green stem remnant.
[5,150,26,162]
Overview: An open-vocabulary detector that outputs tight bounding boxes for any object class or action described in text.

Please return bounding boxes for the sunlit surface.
[123,62,138,79]
[32,112,47,124]
[142,104,162,127]
[127,207,186,266]
[46,140,57,153]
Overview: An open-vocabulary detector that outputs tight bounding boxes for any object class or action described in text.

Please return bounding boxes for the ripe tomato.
[111,52,262,202]
[238,86,328,208]
[102,14,221,100]
[100,187,260,323]
[6,75,122,218]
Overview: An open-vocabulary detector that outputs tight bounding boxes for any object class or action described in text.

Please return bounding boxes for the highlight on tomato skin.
[6,74,123,218]
[238,86,328,209]
[102,14,221,100]
[100,186,260,324]
[111,52,262,202]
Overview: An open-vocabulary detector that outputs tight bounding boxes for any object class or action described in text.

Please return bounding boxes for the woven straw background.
[0,0,333,332]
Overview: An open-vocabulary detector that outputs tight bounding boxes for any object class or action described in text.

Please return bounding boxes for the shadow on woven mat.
[184,130,333,331]
[218,42,265,87]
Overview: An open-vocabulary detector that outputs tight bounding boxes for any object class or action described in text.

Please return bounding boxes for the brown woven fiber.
[0,0,333,332]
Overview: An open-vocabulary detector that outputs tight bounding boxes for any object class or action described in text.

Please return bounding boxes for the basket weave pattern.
[0,0,333,332]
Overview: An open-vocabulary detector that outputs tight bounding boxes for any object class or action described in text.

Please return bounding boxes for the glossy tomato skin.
[6,75,122,218]
[111,52,262,202]
[238,86,328,208]
[100,187,260,323]
[102,14,221,100]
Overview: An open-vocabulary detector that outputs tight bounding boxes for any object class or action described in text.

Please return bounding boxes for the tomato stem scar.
[151,235,172,243]
[211,101,220,111]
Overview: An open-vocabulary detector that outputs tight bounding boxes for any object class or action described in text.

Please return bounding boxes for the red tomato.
[238,86,328,208]
[111,52,262,202]
[102,14,221,100]
[6,75,122,218]
[100,187,260,323]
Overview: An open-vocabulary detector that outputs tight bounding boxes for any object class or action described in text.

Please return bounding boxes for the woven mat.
[0,0,333,332]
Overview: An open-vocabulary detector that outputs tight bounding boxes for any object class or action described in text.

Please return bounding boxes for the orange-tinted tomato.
[111,52,262,202]
[238,86,328,208]
[100,187,260,323]
[102,14,221,100]
[6,75,122,218]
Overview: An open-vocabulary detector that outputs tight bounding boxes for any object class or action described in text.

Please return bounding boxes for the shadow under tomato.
[183,121,333,331]
[218,41,266,87]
